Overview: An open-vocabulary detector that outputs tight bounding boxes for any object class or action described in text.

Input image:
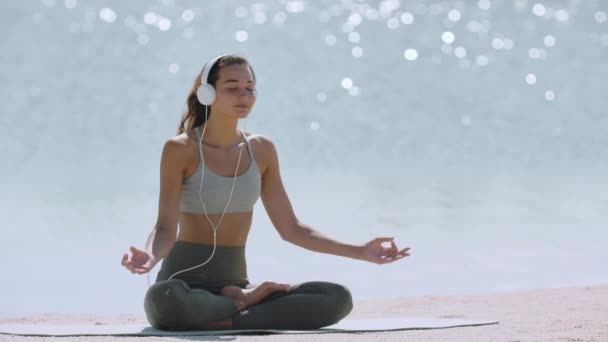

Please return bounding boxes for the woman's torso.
[176,127,266,246]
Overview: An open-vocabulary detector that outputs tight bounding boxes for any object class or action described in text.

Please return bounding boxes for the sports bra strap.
[240,130,254,161]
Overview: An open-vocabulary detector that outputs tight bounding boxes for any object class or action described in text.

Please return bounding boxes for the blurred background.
[1,0,607,318]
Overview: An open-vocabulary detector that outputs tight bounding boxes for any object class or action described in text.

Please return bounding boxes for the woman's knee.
[326,282,353,320]
[298,281,353,322]
[144,279,238,330]
[144,279,192,329]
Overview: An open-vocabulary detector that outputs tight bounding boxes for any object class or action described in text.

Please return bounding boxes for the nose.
[239,89,254,99]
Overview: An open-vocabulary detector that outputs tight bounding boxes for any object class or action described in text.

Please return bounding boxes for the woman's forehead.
[218,64,254,82]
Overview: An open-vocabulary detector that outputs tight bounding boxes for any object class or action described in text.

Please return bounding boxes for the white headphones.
[196,54,229,106]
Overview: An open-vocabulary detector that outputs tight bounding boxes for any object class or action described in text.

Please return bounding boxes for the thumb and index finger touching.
[372,237,405,250]
[121,246,147,268]
[129,246,146,256]
[373,237,394,243]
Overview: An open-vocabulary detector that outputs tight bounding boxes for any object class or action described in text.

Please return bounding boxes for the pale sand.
[1,285,606,341]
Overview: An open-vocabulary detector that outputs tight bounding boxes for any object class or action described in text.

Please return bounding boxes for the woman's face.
[211,63,256,119]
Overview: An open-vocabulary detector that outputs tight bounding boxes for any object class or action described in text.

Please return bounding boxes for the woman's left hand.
[358,237,410,264]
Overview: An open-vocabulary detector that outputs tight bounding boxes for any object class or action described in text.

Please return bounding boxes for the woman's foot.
[221,281,291,311]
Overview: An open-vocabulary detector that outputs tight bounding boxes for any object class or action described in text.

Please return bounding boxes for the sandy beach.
[1,284,606,341]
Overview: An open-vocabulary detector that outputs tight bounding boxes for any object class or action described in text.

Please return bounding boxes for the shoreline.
[1,284,606,341]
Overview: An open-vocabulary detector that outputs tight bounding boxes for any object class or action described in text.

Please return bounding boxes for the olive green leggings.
[144,241,353,330]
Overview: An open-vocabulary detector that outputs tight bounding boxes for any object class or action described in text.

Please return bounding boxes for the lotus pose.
[121,54,411,330]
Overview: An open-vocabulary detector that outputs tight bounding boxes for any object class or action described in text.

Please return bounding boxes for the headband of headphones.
[201,54,229,85]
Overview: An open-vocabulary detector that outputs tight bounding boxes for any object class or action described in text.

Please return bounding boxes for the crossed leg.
[225,281,353,330]
[144,279,353,330]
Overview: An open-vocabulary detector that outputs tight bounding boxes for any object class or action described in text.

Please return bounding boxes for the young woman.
[121,54,411,331]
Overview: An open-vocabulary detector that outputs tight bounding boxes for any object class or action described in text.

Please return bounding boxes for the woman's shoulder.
[243,132,280,172]
[243,131,276,153]
[161,130,198,161]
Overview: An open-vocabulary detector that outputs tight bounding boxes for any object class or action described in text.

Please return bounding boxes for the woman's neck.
[200,115,242,149]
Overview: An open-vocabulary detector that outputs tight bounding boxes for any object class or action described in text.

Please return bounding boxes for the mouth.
[235,105,249,109]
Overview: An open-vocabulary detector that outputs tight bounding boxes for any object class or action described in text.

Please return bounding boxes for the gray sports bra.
[180,126,262,214]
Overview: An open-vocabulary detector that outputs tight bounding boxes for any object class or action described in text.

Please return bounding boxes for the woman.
[121,54,411,331]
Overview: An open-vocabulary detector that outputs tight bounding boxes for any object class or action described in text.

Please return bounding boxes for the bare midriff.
[177,212,253,246]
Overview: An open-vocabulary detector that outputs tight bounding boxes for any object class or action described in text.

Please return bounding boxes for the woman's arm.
[259,136,410,264]
[279,221,363,259]
[147,138,186,262]
[123,138,186,274]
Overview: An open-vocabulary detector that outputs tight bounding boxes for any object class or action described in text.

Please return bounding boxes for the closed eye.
[228,88,255,91]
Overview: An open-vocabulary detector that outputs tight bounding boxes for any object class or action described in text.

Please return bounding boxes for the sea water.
[1,0,607,317]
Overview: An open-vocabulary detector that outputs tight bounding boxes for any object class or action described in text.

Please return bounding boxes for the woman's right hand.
[121,246,156,274]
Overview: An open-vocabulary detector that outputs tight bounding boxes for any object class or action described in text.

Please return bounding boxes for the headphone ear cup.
[196,83,216,105]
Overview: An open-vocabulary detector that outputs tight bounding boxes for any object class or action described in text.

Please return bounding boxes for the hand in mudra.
[121,246,156,274]
[359,237,410,264]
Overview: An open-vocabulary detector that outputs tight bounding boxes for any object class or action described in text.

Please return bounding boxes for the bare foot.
[220,286,248,311]
[221,281,291,311]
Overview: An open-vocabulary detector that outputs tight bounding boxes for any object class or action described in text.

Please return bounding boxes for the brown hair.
[177,54,256,135]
